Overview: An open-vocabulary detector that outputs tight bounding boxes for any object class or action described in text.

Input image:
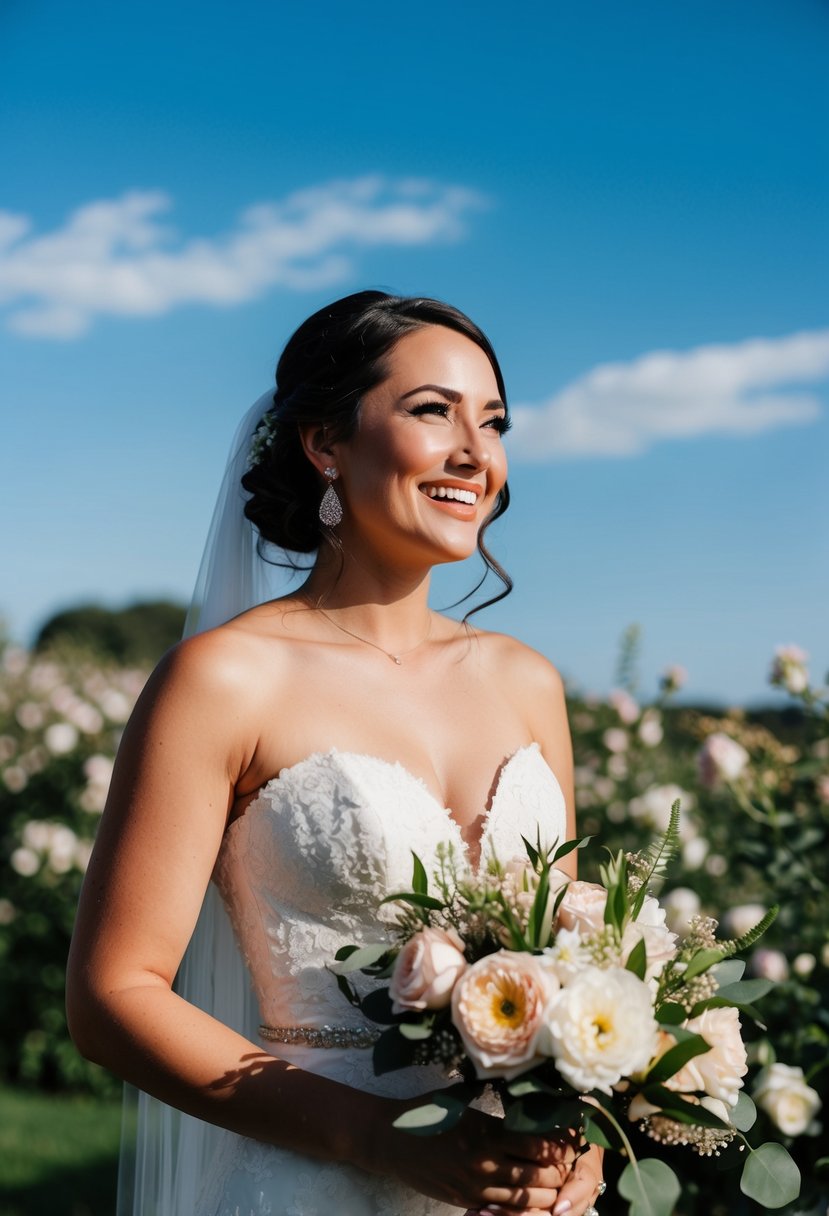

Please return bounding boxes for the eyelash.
[409,402,511,435]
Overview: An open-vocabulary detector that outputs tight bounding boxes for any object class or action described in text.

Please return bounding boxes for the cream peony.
[754,1063,822,1137]
[389,926,467,1014]
[542,966,658,1094]
[451,951,559,1079]
[669,1007,748,1107]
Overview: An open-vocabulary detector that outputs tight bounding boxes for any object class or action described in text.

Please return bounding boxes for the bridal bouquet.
[333,806,800,1213]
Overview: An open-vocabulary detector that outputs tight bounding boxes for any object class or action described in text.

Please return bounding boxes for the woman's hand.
[373,1102,577,1213]
[551,1143,605,1216]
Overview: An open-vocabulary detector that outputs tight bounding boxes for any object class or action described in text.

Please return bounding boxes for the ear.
[298,423,339,479]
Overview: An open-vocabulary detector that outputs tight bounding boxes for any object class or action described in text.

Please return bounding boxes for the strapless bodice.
[213,743,566,1046]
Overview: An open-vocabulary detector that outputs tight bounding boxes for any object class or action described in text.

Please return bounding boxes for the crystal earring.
[319,466,343,527]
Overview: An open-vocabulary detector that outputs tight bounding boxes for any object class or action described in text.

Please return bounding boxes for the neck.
[299,551,433,651]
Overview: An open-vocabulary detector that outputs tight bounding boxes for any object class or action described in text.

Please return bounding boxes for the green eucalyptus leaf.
[332,943,390,974]
[683,947,726,982]
[392,1089,470,1136]
[618,1158,680,1216]
[731,1091,757,1132]
[399,1021,433,1040]
[740,1142,801,1208]
[715,978,774,1004]
[710,959,745,986]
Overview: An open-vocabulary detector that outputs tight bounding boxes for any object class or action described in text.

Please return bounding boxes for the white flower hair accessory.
[247,401,279,469]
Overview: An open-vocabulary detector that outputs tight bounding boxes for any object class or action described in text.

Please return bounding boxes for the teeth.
[425,486,478,504]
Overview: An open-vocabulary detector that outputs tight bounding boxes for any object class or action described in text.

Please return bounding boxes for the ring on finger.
[584,1206,599,1216]
[597,1181,607,1196]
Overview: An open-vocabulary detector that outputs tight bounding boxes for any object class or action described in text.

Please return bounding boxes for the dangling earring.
[319,466,343,527]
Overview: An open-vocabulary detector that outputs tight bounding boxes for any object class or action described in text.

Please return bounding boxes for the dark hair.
[241,290,512,615]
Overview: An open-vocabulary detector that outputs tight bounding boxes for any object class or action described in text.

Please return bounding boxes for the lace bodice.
[203,743,567,1215]
[214,744,566,1040]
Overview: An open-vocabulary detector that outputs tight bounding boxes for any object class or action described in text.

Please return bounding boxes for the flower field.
[0,630,826,1214]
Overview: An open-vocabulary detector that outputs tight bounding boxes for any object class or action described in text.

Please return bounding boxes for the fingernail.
[553,1203,572,1216]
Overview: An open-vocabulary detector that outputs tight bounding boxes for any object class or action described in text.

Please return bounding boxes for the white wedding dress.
[189,742,566,1216]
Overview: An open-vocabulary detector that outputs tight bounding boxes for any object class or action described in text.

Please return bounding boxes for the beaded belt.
[258,1023,381,1049]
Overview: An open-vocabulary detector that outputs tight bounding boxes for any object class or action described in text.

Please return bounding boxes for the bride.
[66,291,605,1215]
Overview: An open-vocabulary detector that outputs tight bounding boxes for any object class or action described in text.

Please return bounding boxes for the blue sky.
[1,0,827,704]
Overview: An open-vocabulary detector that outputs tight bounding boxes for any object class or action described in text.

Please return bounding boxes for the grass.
[0,1086,131,1216]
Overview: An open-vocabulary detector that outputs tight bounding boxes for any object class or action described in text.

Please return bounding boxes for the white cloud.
[510,330,829,459]
[0,177,484,338]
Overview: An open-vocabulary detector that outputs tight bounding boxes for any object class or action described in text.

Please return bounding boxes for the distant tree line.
[35,600,187,665]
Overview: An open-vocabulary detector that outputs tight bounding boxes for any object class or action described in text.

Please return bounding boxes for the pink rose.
[389,926,467,1015]
[556,880,607,936]
[451,951,559,1079]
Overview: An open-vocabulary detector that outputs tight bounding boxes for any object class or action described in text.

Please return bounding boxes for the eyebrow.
[399,383,506,411]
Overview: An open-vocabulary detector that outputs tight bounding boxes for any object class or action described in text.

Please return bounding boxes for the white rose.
[621,895,678,981]
[754,1063,822,1136]
[673,1007,748,1107]
[542,966,658,1094]
[697,733,749,789]
[389,926,467,1014]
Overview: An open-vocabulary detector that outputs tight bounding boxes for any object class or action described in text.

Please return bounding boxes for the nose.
[452,423,491,470]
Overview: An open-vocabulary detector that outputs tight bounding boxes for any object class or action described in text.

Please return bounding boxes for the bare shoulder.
[467,626,567,703]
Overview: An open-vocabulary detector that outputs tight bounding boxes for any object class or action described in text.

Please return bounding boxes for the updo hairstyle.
[242,290,512,610]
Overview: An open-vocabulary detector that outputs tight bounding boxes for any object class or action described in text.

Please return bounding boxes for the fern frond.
[719,905,779,957]
[630,802,681,914]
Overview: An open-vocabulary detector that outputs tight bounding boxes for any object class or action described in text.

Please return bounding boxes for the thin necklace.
[315,606,433,665]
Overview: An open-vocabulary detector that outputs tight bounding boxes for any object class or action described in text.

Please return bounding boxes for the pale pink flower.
[603,728,629,754]
[749,948,789,983]
[672,1007,748,1107]
[697,733,749,789]
[609,689,640,725]
[769,645,809,696]
[637,710,663,748]
[451,952,558,1079]
[389,926,467,1014]
[556,880,607,936]
[44,722,79,755]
